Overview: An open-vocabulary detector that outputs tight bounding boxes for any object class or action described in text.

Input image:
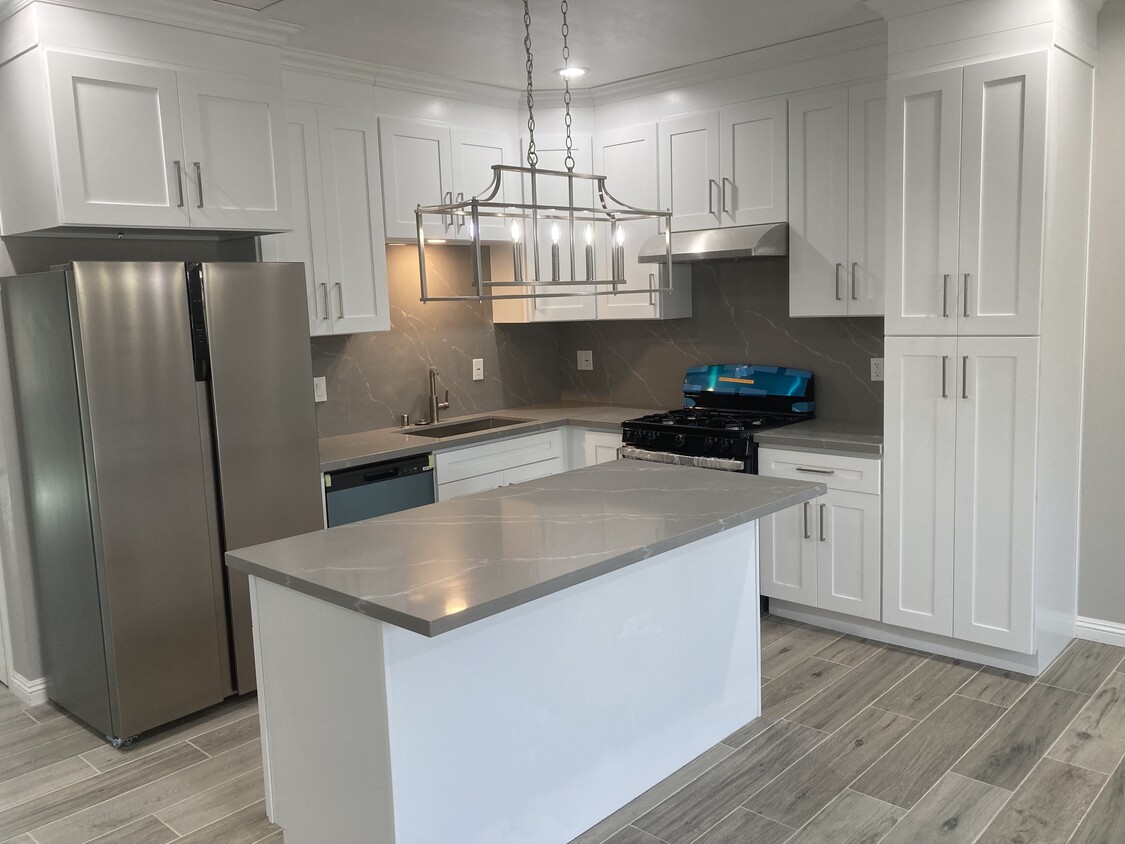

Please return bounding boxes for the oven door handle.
[617,446,746,472]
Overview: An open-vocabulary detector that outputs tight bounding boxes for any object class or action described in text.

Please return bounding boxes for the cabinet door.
[721,98,788,226]
[522,134,598,322]
[817,490,881,620]
[451,127,516,241]
[957,53,1047,337]
[883,336,958,636]
[788,89,849,317]
[582,430,622,466]
[847,81,886,317]
[177,72,290,231]
[260,106,332,335]
[760,501,818,606]
[319,109,391,334]
[885,69,962,336]
[953,337,1039,653]
[595,123,662,320]
[659,111,720,231]
[378,116,453,240]
[46,52,190,228]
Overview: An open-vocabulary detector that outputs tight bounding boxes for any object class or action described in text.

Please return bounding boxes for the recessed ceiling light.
[556,66,589,80]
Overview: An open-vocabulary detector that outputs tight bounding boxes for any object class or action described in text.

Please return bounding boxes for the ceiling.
[212,0,881,90]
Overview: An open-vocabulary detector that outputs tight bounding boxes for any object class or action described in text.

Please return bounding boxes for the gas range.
[620,364,814,473]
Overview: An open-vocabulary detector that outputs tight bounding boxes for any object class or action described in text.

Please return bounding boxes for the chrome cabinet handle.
[851,262,858,300]
[941,355,949,398]
[962,355,969,399]
[648,273,656,307]
[942,274,950,318]
[835,263,843,301]
[796,466,835,475]
[319,283,329,321]
[335,282,345,318]
[443,191,453,230]
[194,162,204,208]
[455,192,464,231]
[707,179,718,216]
[721,177,732,216]
[803,501,811,540]
[173,160,185,208]
[819,503,826,542]
[963,273,970,318]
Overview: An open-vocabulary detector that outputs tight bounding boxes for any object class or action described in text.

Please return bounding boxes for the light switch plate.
[870,358,884,382]
[577,350,594,371]
[313,376,327,402]
[472,358,485,381]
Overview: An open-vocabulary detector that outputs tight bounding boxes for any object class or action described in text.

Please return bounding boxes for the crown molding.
[0,0,301,45]
[587,20,887,106]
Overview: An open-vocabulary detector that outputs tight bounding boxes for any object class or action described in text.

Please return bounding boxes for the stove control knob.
[716,439,731,453]
[703,436,716,452]
[673,434,686,447]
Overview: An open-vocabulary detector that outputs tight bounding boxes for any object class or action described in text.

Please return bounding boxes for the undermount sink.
[403,416,532,438]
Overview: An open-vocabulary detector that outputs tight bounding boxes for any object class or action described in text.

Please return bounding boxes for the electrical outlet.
[313,376,328,402]
[472,358,485,381]
[870,358,884,382]
[577,350,594,371]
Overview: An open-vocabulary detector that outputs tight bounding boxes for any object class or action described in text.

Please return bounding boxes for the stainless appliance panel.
[325,455,436,527]
[1,272,114,735]
[71,262,228,737]
[201,262,324,692]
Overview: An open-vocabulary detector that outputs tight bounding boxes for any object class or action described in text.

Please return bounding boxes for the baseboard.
[1076,616,1125,648]
[8,671,47,706]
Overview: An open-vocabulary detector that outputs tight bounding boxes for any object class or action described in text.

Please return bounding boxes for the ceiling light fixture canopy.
[414,0,673,303]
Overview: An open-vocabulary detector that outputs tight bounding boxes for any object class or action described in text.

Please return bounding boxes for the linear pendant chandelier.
[414,0,674,303]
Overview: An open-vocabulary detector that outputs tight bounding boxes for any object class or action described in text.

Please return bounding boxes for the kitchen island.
[227,460,823,844]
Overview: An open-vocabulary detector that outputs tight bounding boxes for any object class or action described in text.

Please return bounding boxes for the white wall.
[1078,0,1125,626]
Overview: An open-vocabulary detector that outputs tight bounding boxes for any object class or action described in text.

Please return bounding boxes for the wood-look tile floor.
[3,616,1125,844]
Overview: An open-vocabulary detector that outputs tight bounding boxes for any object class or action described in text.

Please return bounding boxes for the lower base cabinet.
[758,448,882,621]
[436,430,566,502]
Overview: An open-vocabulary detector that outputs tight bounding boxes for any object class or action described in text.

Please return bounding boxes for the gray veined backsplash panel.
[311,245,564,438]
[558,259,885,423]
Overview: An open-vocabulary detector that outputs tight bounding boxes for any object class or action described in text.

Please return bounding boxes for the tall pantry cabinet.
[883,45,1093,667]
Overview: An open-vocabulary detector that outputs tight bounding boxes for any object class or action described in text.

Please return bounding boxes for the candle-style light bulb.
[615,227,625,247]
[466,219,476,240]
[584,223,595,281]
[613,224,626,282]
[550,223,561,282]
[511,222,523,283]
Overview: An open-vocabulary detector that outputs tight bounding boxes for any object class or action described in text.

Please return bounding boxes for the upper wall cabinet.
[885,52,1048,336]
[262,105,390,335]
[658,98,788,232]
[788,81,886,317]
[378,115,517,241]
[0,50,290,235]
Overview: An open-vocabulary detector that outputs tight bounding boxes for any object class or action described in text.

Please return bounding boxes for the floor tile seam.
[1036,679,1096,696]
[0,732,106,786]
[1062,764,1118,844]
[1046,742,1125,777]
[186,712,261,749]
[22,741,241,841]
[836,706,925,797]
[0,763,102,818]
[0,712,40,736]
[184,740,213,760]
[155,766,267,837]
[0,722,87,762]
[17,710,48,727]
[988,755,1111,844]
[627,821,671,844]
[765,663,860,727]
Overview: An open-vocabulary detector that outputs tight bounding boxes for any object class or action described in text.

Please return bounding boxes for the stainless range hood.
[637,222,788,263]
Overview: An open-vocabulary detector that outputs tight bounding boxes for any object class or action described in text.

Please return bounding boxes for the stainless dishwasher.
[324,453,436,527]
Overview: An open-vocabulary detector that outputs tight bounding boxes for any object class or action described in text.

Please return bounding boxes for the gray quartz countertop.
[318,402,658,472]
[227,460,824,637]
[753,418,884,455]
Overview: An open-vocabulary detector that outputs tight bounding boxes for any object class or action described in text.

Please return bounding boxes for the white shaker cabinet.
[177,71,291,231]
[451,127,517,241]
[262,105,390,335]
[886,53,1047,336]
[435,430,567,502]
[658,99,788,233]
[759,448,882,621]
[378,116,454,241]
[883,336,1039,652]
[788,82,886,318]
[2,50,291,234]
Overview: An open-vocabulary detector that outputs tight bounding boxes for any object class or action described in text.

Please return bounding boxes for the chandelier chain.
[523,0,537,168]
[560,0,574,172]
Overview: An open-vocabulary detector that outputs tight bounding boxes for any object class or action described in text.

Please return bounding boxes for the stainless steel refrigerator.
[1,261,323,744]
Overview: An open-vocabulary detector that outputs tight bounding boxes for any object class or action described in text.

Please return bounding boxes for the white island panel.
[251,522,760,844]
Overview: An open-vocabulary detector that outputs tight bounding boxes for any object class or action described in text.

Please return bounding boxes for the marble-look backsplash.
[311,246,562,437]
[558,259,884,423]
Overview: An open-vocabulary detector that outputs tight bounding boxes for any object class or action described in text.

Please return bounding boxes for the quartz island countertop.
[226,459,824,636]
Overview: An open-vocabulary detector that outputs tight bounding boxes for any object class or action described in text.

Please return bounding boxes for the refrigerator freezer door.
[202,262,324,693]
[70,262,230,738]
